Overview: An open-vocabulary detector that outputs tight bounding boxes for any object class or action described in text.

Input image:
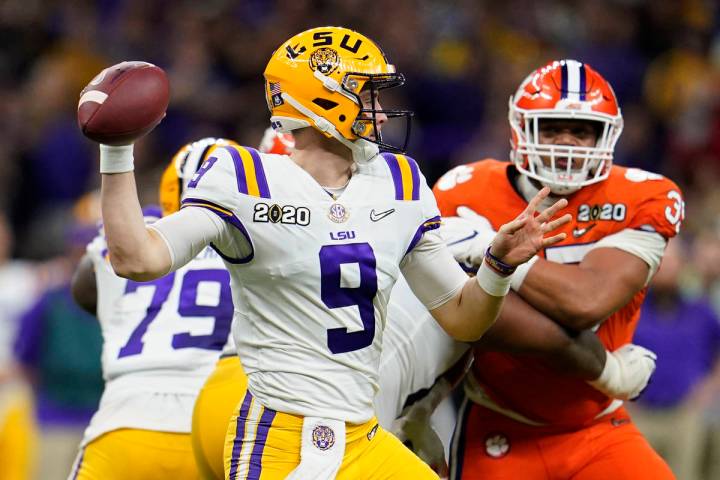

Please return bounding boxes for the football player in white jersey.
[185,131,645,480]
[88,26,573,479]
[67,139,236,480]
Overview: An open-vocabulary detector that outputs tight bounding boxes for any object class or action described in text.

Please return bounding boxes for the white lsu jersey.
[82,208,233,444]
[181,145,442,424]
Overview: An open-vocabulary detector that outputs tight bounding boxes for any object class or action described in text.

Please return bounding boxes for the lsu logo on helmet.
[263,26,412,158]
[309,47,340,75]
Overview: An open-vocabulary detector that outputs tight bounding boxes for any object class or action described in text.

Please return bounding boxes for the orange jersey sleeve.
[616,167,684,239]
[432,162,685,427]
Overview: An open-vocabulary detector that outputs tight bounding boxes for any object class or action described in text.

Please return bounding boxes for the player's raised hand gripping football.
[489,187,571,266]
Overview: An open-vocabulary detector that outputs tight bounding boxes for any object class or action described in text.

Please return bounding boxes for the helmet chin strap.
[279,92,380,165]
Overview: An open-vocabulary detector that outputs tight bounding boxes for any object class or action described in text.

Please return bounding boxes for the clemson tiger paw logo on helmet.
[309,48,340,75]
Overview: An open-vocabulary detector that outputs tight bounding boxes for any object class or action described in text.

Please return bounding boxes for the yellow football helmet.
[264,26,412,162]
[159,137,238,216]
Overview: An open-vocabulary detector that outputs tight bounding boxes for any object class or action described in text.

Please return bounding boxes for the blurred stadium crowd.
[0,0,719,478]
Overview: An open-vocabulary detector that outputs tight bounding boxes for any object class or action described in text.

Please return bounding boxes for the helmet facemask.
[510,101,623,195]
[508,59,624,195]
[344,71,413,154]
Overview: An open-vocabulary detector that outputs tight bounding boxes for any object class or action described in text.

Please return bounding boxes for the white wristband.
[588,349,620,395]
[100,144,135,173]
[510,255,538,291]
[476,261,512,297]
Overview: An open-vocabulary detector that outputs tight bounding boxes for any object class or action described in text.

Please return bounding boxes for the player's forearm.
[431,277,505,342]
[517,260,602,327]
[517,262,622,329]
[71,254,98,316]
[101,172,171,280]
[474,292,605,379]
[540,330,606,380]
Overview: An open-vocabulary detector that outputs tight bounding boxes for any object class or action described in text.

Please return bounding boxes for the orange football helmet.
[509,59,624,194]
[258,127,295,155]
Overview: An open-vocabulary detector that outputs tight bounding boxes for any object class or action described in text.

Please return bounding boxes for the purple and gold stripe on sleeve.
[383,152,421,201]
[224,146,271,199]
[405,215,442,255]
[228,390,277,480]
[181,197,254,264]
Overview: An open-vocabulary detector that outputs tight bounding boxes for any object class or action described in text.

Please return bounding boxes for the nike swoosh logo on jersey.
[572,223,597,238]
[369,208,395,222]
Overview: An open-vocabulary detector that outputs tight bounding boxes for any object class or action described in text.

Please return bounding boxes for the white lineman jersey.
[82,208,234,443]
[182,145,442,423]
[374,274,469,428]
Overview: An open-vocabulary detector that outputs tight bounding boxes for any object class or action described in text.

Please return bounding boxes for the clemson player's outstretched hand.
[490,187,571,266]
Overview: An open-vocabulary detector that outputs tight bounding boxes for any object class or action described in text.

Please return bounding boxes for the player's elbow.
[451,327,493,343]
[433,307,498,343]
[560,297,607,330]
[109,254,159,282]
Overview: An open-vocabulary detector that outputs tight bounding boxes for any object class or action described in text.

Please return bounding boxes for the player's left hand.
[490,187,571,266]
[590,344,657,400]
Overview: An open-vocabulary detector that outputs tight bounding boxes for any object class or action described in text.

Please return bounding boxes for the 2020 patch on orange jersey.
[433,159,684,427]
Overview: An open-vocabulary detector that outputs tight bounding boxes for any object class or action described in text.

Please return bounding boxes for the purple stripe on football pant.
[247,407,278,480]
[228,391,254,480]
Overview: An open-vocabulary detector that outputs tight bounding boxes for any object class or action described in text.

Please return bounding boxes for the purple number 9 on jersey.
[320,243,378,354]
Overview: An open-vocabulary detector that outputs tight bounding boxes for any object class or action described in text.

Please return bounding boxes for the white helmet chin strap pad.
[278,92,380,164]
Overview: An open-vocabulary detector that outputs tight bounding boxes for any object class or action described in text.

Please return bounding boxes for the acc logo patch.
[309,47,340,75]
[485,433,510,458]
[312,425,336,451]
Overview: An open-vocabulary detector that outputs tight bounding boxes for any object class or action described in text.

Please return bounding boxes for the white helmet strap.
[279,92,379,164]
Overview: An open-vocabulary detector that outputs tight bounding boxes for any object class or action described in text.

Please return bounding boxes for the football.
[77,61,169,145]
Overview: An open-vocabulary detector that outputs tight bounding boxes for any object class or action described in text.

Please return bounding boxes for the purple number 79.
[118,268,233,358]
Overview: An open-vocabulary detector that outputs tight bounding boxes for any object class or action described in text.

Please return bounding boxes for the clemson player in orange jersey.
[434,60,684,480]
